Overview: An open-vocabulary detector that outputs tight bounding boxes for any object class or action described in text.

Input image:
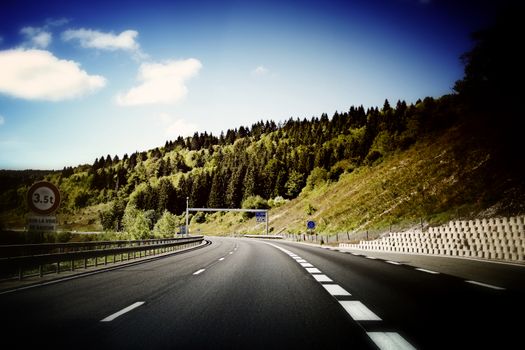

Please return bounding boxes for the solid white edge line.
[0,241,209,296]
[339,301,382,321]
[193,269,205,275]
[101,301,145,322]
[415,268,439,274]
[386,261,402,265]
[466,280,505,290]
[367,332,416,350]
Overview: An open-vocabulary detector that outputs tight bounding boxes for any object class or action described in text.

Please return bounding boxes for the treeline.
[3,8,517,238]
[89,93,460,233]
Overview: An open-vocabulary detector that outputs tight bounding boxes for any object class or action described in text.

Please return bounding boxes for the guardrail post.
[1,237,204,281]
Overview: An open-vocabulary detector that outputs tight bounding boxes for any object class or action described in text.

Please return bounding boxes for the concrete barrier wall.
[339,216,525,263]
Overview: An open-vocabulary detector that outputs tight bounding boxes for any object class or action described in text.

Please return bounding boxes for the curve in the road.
[263,241,416,350]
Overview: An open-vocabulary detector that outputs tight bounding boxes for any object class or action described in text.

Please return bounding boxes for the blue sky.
[0,0,501,169]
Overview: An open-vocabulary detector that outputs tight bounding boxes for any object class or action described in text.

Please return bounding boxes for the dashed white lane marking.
[264,241,415,350]
[313,274,333,282]
[466,280,505,290]
[193,269,206,275]
[101,301,145,322]
[386,261,402,265]
[323,284,351,296]
[366,256,377,260]
[229,252,233,254]
[218,257,225,261]
[296,259,307,263]
[305,267,322,273]
[367,332,416,350]
[415,268,439,274]
[339,301,382,321]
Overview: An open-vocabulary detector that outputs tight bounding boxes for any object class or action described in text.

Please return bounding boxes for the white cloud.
[116,58,202,106]
[158,113,199,138]
[0,48,106,101]
[0,115,5,126]
[62,28,140,52]
[251,66,269,77]
[46,18,70,27]
[20,26,52,48]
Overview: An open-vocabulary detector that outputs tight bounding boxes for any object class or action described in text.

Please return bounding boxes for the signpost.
[27,181,60,232]
[255,212,266,223]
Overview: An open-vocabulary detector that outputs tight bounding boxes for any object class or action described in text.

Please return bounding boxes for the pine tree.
[226,165,246,208]
[208,170,226,208]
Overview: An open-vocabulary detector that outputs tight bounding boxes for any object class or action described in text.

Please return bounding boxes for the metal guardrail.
[0,237,199,258]
[0,236,204,280]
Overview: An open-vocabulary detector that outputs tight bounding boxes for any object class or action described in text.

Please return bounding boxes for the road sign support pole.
[186,197,189,237]
[266,210,269,235]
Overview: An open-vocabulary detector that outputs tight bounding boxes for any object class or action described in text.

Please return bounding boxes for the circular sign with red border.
[27,181,61,215]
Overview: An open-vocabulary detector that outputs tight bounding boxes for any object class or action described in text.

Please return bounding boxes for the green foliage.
[5,17,525,235]
[192,212,206,224]
[122,205,151,239]
[241,195,269,219]
[268,196,288,208]
[242,195,269,210]
[152,210,179,238]
[73,190,91,208]
[99,197,126,231]
[285,171,305,198]
[305,203,317,215]
[305,167,328,191]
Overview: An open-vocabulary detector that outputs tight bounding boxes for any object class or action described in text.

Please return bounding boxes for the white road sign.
[27,181,61,215]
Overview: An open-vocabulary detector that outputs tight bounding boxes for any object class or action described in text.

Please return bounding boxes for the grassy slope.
[3,122,523,236]
[192,123,524,236]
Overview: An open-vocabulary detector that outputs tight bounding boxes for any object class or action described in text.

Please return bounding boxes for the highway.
[1,237,523,349]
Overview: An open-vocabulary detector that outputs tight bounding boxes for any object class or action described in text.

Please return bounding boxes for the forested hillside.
[1,10,523,238]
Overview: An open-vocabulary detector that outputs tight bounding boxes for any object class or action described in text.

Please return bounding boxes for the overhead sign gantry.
[185,197,269,235]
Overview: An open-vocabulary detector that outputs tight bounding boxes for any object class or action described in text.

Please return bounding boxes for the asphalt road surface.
[1,237,523,349]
